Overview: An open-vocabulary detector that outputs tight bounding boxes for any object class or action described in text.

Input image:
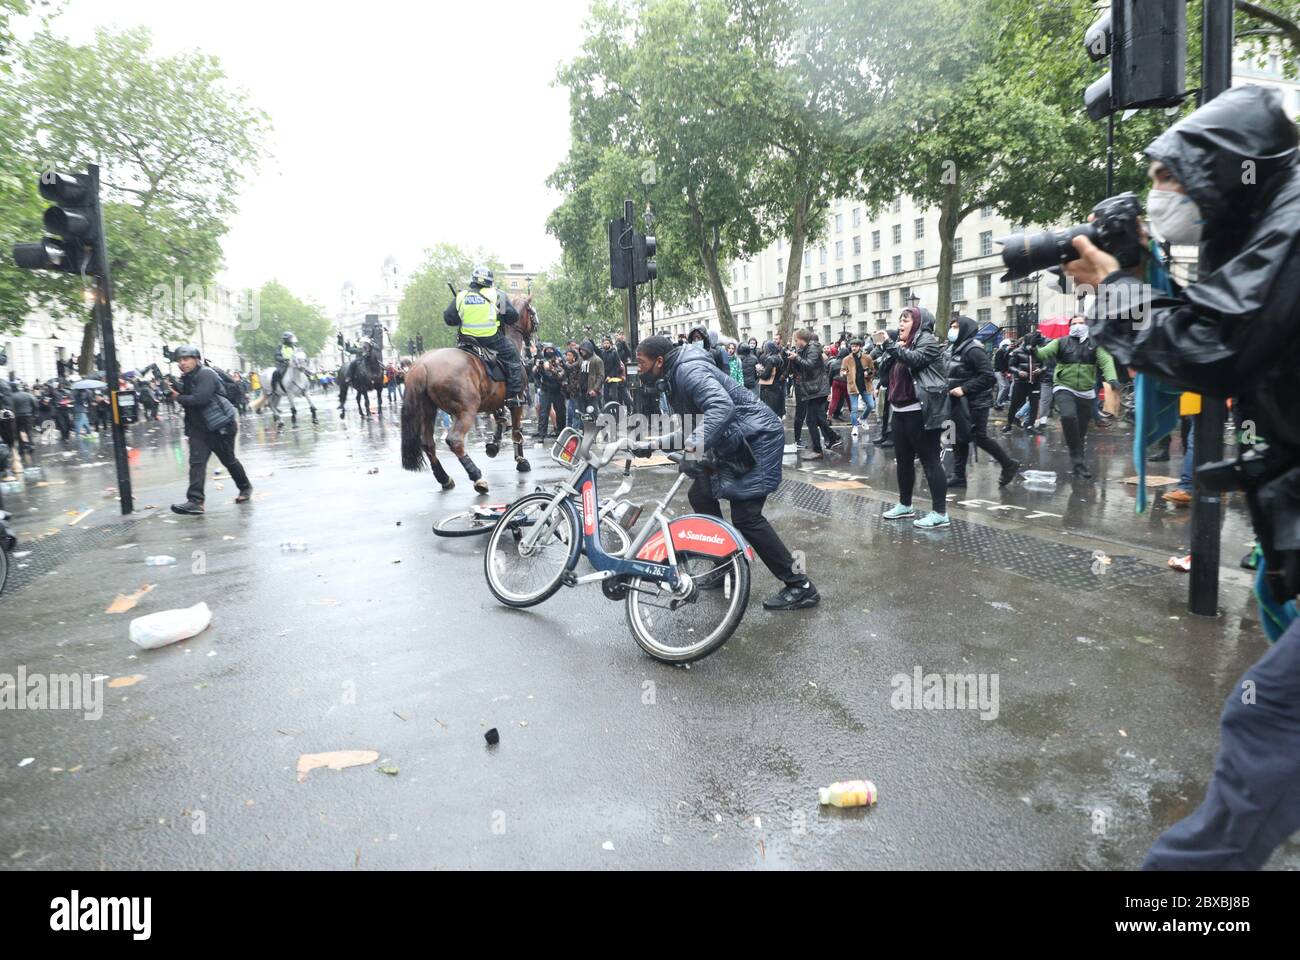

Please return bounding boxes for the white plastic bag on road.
[129,602,212,650]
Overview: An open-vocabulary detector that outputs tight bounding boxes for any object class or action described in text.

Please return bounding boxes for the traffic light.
[633,231,657,285]
[12,170,99,275]
[608,215,631,290]
[1084,0,1186,121]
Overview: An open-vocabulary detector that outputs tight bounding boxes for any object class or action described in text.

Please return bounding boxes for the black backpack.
[208,364,243,404]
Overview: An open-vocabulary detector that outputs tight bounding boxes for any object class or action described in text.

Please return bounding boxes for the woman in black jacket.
[945,316,1020,487]
[788,329,839,459]
[755,342,785,416]
[873,308,950,528]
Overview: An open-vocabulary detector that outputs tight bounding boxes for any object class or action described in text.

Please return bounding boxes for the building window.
[979,231,993,256]
[901,286,911,305]
[852,235,862,256]
[836,268,844,284]
[777,257,783,274]
[805,274,812,290]
[892,197,902,213]
[953,237,964,260]
[743,265,749,280]
[777,281,784,296]
[852,207,861,228]
[743,287,749,301]
[822,301,831,317]
[891,224,902,245]
[853,264,862,281]
[819,246,828,265]
[858,294,869,312]
[952,277,964,300]
[878,291,891,311]
[872,260,881,277]
[835,241,844,259]
[978,274,992,298]
[732,267,738,284]
[733,289,739,303]
[981,205,993,218]
[892,255,902,273]
[807,303,817,320]
[914,218,925,240]
[777,237,784,252]
[914,250,925,269]
[977,307,992,325]
[835,213,844,232]
[872,230,881,251]
[819,272,827,287]
[804,251,811,268]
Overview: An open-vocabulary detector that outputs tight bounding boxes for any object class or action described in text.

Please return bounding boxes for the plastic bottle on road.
[818,779,878,808]
[1022,470,1057,485]
[144,555,177,566]
[280,542,308,552]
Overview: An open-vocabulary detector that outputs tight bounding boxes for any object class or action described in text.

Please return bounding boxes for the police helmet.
[470,265,494,288]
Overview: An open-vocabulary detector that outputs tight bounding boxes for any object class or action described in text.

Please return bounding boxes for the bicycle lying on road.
[482,405,755,663]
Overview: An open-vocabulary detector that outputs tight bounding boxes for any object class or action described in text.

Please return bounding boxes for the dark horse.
[338,340,385,419]
[400,298,535,494]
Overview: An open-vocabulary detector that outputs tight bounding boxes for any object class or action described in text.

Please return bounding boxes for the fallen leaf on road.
[67,765,82,773]
[107,675,146,689]
[378,766,399,776]
[18,758,34,767]
[296,750,380,782]
[106,584,155,614]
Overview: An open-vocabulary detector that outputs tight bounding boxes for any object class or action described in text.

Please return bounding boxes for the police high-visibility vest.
[455,286,500,339]
[281,344,294,361]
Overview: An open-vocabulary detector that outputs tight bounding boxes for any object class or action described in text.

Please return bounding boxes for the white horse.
[254,350,318,426]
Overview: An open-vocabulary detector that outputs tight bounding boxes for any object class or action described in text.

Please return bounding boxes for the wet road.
[1,401,1295,869]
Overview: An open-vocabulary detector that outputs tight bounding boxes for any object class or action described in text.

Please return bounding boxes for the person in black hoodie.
[945,315,1020,487]
[737,341,759,400]
[531,344,567,440]
[1073,84,1300,870]
[599,335,631,410]
[870,329,898,446]
[788,329,839,460]
[755,341,785,417]
[873,308,950,528]
[687,325,730,373]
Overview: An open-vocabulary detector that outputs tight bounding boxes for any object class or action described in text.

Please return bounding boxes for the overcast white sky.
[55,0,592,310]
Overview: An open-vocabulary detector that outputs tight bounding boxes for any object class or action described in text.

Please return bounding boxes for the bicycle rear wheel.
[432,507,503,537]
[624,551,750,663]
[484,493,578,608]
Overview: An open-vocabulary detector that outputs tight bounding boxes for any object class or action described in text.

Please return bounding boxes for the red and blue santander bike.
[483,405,754,663]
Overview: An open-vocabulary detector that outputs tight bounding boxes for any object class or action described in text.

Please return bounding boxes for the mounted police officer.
[443,265,525,407]
[272,331,297,394]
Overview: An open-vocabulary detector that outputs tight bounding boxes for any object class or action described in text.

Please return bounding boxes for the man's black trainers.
[763,581,820,610]
[998,460,1021,486]
[946,475,967,488]
[171,501,205,516]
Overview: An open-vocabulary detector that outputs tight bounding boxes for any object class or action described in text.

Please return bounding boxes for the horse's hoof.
[440,479,455,491]
[516,460,532,473]
[485,443,500,458]
[473,479,489,495]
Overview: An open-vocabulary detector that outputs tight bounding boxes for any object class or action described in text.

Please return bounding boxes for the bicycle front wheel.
[484,493,578,608]
[433,508,501,537]
[625,551,750,663]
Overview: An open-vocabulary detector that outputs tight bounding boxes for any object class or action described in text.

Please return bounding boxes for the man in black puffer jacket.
[169,345,252,515]
[945,315,1020,487]
[636,335,819,610]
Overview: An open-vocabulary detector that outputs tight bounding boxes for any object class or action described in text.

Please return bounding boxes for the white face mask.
[1070,324,1088,340]
[948,329,959,343]
[1147,188,1205,245]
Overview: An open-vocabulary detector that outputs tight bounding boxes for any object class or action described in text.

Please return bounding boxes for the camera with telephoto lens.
[996,192,1145,282]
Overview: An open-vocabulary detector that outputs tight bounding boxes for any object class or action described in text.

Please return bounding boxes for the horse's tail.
[401,363,429,472]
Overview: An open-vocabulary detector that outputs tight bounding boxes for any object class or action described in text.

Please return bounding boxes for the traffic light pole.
[624,199,640,347]
[88,164,133,516]
[1188,0,1233,617]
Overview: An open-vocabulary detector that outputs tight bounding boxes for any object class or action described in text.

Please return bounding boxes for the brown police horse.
[400,297,536,494]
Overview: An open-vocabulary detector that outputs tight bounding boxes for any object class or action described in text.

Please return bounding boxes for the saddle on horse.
[457,336,508,383]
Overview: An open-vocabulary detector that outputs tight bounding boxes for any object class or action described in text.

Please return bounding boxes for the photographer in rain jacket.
[1068,85,1300,871]
[635,335,819,611]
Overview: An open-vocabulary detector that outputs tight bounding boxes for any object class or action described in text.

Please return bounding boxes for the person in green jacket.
[1031,316,1119,480]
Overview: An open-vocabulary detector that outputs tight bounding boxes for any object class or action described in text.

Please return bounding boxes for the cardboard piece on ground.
[296,750,380,782]
[106,584,155,614]
[1121,475,1179,487]
[811,479,867,491]
[630,454,675,468]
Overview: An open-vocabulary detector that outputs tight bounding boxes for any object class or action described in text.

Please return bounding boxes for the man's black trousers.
[187,423,251,504]
[688,476,800,586]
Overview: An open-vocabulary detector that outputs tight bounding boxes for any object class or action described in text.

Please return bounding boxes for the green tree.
[235,281,330,369]
[2,26,268,367]
[395,244,506,353]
